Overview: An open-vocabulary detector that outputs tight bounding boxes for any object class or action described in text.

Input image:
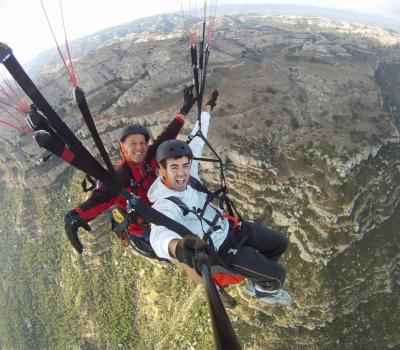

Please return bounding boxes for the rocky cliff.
[0,13,399,350]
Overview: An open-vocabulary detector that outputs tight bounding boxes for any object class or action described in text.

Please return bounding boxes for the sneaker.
[257,289,292,306]
[244,279,256,297]
[217,286,237,309]
[244,279,292,306]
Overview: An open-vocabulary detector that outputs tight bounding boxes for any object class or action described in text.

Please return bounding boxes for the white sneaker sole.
[258,291,293,306]
[245,285,293,306]
[245,286,256,297]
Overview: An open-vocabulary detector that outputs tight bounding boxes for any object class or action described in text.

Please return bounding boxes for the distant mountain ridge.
[217,4,400,32]
[24,3,400,76]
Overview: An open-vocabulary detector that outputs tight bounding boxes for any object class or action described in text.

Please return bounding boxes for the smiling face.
[123,133,148,164]
[163,156,192,191]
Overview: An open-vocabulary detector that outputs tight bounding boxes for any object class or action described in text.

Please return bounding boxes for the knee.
[280,234,289,252]
[273,231,288,254]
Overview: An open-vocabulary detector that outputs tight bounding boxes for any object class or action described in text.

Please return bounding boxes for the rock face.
[0,12,400,350]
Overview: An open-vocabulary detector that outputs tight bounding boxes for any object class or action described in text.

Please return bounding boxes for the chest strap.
[124,162,156,192]
[166,194,224,248]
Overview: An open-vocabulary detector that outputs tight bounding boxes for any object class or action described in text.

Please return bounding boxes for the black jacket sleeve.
[74,165,131,222]
[146,114,185,161]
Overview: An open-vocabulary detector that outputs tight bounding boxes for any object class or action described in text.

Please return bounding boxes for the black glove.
[175,234,206,269]
[205,89,218,110]
[64,210,91,254]
[179,85,197,116]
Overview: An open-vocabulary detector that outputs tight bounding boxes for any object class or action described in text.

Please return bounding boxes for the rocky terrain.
[1,12,400,350]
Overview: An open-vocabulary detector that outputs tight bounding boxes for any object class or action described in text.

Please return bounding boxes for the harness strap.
[166,195,224,245]
[164,197,246,277]
[166,196,192,216]
[223,214,240,232]
[189,176,208,193]
[129,162,156,191]
[166,196,223,230]
[189,176,238,221]
[167,177,241,243]
[74,87,122,190]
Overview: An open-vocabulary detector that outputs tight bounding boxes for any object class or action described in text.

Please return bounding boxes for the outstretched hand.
[175,234,207,272]
[64,210,91,254]
[179,85,197,116]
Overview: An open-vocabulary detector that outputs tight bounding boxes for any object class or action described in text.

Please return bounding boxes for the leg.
[219,245,286,290]
[218,222,292,305]
[240,221,288,262]
[230,221,292,305]
[218,246,292,305]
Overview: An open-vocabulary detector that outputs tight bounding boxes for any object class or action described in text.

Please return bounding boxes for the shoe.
[257,289,292,306]
[244,279,292,306]
[217,286,237,309]
[244,279,256,297]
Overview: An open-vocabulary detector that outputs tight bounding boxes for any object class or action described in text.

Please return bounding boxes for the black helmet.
[119,124,150,143]
[156,139,193,163]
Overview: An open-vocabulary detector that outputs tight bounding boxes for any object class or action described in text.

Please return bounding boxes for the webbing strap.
[74,86,122,193]
[166,195,224,243]
[0,48,96,163]
[33,130,118,191]
[193,156,220,163]
[133,200,193,237]
[128,162,156,192]
[189,176,238,219]
[187,127,240,219]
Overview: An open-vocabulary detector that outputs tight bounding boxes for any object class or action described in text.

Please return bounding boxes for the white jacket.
[148,111,230,260]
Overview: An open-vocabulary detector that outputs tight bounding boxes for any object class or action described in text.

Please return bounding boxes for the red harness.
[223,214,240,232]
[212,214,245,287]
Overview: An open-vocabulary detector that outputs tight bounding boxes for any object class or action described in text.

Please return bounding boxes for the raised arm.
[146,85,197,160]
[189,89,219,179]
[189,111,211,179]
[146,114,185,161]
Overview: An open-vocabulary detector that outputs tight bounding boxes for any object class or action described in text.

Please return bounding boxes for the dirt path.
[154,284,203,349]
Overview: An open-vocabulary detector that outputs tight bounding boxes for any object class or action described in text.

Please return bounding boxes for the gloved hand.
[179,85,197,116]
[175,234,206,269]
[64,210,91,254]
[205,89,218,110]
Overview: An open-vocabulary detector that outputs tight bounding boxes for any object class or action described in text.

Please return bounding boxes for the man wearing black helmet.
[64,86,205,255]
[149,114,292,306]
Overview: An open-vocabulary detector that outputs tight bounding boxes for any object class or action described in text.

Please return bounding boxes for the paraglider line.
[40,0,77,87]
[60,0,77,86]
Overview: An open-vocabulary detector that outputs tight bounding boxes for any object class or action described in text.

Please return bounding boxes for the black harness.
[125,161,156,193]
[166,176,230,249]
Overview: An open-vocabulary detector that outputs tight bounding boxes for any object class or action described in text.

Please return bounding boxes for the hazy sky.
[1,0,399,63]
